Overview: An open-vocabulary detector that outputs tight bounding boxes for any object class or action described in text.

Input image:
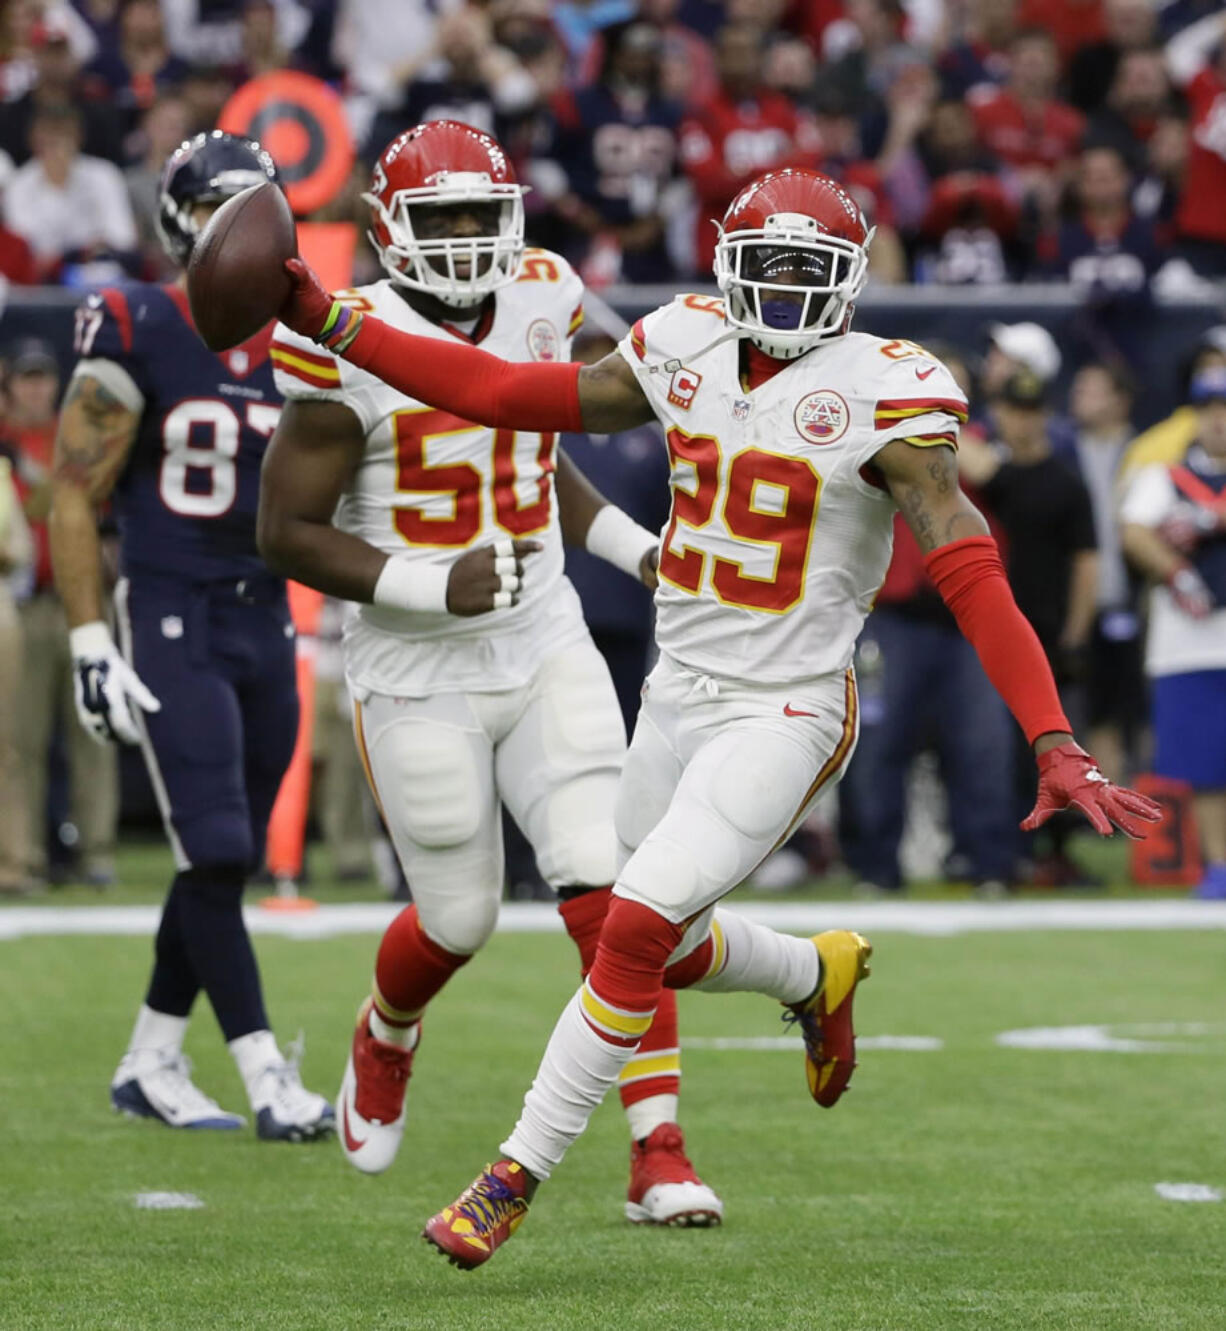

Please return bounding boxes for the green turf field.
[2,848,1223,1330]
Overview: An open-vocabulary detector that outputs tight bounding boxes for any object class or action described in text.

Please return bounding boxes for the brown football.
[187,181,296,351]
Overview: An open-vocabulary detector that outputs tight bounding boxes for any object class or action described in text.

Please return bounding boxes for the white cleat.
[111,1049,245,1130]
[250,1040,335,1143]
[337,1000,415,1174]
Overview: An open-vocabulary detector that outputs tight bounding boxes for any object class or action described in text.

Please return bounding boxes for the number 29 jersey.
[270,249,588,697]
[619,295,968,684]
[73,283,281,582]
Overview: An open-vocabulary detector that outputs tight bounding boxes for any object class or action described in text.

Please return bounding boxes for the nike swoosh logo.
[915,364,936,380]
[783,703,819,718]
[342,1100,366,1153]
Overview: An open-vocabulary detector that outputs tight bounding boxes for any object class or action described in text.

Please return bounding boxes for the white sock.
[501,988,641,1181]
[624,1092,678,1143]
[228,1029,280,1102]
[369,1006,420,1050]
[125,1004,188,1057]
[691,910,820,1005]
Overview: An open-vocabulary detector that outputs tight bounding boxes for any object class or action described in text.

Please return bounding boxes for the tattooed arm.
[875,439,988,552]
[48,370,140,628]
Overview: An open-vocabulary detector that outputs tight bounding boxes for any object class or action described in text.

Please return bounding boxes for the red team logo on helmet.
[794,390,850,444]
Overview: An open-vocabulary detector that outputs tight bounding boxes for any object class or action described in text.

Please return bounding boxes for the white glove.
[69,620,161,745]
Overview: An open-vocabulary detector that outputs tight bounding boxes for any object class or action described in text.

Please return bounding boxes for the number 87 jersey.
[72,283,282,581]
[620,294,968,683]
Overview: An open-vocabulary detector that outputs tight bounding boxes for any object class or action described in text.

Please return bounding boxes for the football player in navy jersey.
[47,131,334,1141]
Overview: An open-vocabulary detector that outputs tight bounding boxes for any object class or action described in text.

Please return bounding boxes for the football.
[187,181,296,351]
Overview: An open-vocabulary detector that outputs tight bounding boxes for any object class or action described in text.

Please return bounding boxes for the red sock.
[584,898,684,1049]
[557,887,611,975]
[372,904,469,1026]
[663,937,716,990]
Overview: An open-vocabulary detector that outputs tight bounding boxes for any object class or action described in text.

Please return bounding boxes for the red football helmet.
[714,168,874,358]
[363,120,526,305]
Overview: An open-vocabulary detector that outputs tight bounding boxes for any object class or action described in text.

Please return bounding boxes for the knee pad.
[175,807,254,872]
[377,721,483,849]
[708,737,799,843]
[418,891,500,957]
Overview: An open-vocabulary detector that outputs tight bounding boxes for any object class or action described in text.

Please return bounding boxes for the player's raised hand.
[1022,741,1162,839]
[279,258,336,340]
[446,537,542,616]
[68,621,161,745]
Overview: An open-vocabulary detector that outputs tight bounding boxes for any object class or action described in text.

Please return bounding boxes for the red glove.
[280,258,341,341]
[1167,565,1215,619]
[1022,742,1163,839]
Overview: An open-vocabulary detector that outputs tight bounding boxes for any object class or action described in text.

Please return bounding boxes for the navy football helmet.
[156,130,280,266]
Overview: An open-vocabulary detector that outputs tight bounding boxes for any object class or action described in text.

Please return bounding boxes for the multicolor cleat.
[422,1160,531,1270]
[625,1123,723,1226]
[784,929,873,1107]
[338,998,417,1173]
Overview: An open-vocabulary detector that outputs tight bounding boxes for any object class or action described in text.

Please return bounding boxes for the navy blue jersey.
[73,283,281,582]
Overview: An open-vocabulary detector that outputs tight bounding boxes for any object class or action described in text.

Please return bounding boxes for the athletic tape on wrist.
[373,558,450,615]
[585,505,658,580]
[316,301,364,354]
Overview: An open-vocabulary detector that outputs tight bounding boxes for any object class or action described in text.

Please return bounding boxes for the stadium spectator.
[0,15,125,168]
[1036,145,1163,364]
[1069,361,1146,781]
[363,6,539,162]
[123,93,191,276]
[912,96,1021,283]
[638,0,718,110]
[1017,0,1106,65]
[177,62,236,137]
[1120,366,1226,899]
[937,0,1019,98]
[0,149,39,284]
[970,27,1085,219]
[961,367,1100,882]
[531,20,686,284]
[81,0,188,140]
[1067,0,1159,115]
[160,0,310,69]
[0,0,100,103]
[1121,325,1226,478]
[678,22,821,272]
[0,447,33,895]
[7,339,118,888]
[823,0,926,127]
[3,102,138,282]
[840,345,1016,898]
[490,8,569,104]
[981,319,1062,400]
[226,0,292,82]
[1131,107,1189,232]
[1084,46,1177,174]
[1166,8,1226,275]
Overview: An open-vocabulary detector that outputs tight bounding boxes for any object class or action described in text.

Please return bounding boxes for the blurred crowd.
[2,0,1226,898]
[0,0,1224,303]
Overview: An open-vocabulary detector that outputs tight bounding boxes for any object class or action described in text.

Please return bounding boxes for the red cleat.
[422,1160,531,1270]
[625,1123,723,1226]
[784,930,873,1107]
[337,998,417,1174]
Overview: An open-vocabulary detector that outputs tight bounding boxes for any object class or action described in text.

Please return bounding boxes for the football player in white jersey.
[258,121,722,1227]
[272,165,1163,1267]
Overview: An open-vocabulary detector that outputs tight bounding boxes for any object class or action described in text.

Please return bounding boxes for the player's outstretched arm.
[876,439,1162,839]
[258,399,539,617]
[49,369,160,744]
[277,259,654,436]
[554,449,660,587]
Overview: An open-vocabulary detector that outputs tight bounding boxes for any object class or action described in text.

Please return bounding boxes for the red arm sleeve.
[341,315,585,433]
[924,535,1071,745]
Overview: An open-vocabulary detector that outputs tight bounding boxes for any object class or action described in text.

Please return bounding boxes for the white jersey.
[618,295,968,684]
[271,249,588,696]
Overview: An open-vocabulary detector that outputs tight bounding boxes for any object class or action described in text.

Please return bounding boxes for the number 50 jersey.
[72,283,281,582]
[620,295,969,684]
[270,248,589,697]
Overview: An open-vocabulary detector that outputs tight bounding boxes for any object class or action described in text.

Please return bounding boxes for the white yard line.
[1,897,1223,942]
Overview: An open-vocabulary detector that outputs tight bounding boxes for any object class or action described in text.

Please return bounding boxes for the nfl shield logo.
[227,349,249,376]
[732,398,751,420]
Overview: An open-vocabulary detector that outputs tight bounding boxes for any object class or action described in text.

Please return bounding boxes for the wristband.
[586,505,658,581]
[373,558,451,614]
[69,620,113,658]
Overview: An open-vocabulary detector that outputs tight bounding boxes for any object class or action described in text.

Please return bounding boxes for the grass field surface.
[2,845,1222,1330]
